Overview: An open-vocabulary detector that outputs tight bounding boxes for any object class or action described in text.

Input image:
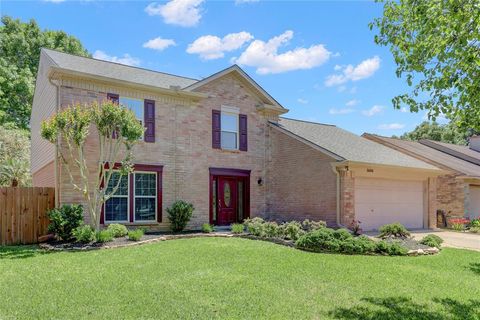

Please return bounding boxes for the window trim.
[133,171,158,223]
[104,170,130,224]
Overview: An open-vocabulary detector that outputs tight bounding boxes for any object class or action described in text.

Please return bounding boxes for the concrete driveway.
[410,230,480,252]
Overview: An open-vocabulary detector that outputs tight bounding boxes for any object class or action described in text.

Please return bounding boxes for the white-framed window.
[221,106,239,150]
[105,172,129,223]
[119,97,144,139]
[133,172,157,222]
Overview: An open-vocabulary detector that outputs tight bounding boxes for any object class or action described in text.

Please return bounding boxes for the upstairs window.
[221,112,239,150]
[120,97,144,139]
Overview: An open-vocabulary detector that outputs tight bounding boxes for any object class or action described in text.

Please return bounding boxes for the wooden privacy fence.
[0,187,55,245]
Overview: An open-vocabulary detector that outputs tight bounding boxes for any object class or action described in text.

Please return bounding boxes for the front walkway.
[410,230,480,252]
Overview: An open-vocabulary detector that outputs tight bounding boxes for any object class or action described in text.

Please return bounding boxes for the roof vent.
[469,135,480,152]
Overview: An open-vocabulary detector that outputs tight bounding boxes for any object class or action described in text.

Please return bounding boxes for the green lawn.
[0,238,479,319]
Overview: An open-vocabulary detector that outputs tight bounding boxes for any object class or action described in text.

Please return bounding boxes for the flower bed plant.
[449,218,470,231]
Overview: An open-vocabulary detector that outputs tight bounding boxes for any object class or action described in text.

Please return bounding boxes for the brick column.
[339,168,355,226]
[428,177,438,228]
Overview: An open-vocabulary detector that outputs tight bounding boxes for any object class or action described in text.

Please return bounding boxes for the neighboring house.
[31,48,443,231]
[364,134,480,222]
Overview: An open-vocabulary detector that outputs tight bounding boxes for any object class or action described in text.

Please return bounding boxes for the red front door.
[217,177,237,225]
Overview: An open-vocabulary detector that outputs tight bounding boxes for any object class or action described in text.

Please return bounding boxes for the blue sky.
[3,0,439,135]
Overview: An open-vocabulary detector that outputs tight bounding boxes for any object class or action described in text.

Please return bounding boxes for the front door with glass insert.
[211,174,248,226]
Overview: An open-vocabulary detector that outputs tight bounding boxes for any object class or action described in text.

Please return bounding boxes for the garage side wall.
[266,127,337,226]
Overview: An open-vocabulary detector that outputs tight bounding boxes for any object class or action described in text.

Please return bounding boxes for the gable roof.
[183,65,287,111]
[363,134,480,177]
[419,139,480,166]
[42,48,198,90]
[272,118,439,170]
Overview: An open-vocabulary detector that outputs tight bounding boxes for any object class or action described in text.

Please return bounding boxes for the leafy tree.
[370,1,480,132]
[399,121,469,145]
[41,101,144,230]
[0,126,31,186]
[0,16,89,129]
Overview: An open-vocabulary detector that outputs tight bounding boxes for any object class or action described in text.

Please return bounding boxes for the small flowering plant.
[349,219,362,236]
[449,218,470,231]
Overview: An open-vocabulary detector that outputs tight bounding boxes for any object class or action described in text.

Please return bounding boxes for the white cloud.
[362,105,384,117]
[329,108,355,115]
[235,0,259,4]
[378,123,405,130]
[187,32,253,60]
[325,56,381,87]
[145,0,204,27]
[345,99,359,107]
[235,30,331,74]
[143,37,176,51]
[93,50,140,66]
[400,107,408,113]
[297,98,308,104]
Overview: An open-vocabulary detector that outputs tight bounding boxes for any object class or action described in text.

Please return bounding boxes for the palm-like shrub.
[167,200,194,232]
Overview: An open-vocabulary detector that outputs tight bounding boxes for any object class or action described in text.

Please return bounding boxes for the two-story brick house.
[31,49,446,231]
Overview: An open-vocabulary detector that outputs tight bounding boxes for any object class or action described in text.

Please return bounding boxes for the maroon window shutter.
[107,93,120,138]
[212,110,221,149]
[239,114,247,151]
[144,99,155,143]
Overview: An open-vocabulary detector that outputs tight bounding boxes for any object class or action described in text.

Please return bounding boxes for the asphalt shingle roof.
[366,135,480,177]
[43,48,198,90]
[274,118,439,170]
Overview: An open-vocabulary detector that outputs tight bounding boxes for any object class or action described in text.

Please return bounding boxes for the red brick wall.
[266,127,337,226]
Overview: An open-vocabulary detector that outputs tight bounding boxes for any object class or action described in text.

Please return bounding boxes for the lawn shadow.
[469,262,480,275]
[330,296,480,320]
[0,245,50,259]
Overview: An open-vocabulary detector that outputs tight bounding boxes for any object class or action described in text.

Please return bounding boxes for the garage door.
[355,178,424,231]
[468,185,480,220]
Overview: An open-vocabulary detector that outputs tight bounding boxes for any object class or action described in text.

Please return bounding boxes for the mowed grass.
[0,238,479,319]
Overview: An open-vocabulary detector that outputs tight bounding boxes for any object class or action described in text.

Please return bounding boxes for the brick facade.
[338,168,354,226]
[435,174,466,220]
[266,127,337,226]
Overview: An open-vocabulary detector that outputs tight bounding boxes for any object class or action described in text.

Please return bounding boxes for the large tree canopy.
[0,16,89,129]
[398,121,469,145]
[371,0,480,132]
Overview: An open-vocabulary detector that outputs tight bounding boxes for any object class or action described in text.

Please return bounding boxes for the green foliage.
[128,229,144,241]
[375,240,408,256]
[244,217,266,237]
[201,223,214,233]
[420,234,443,248]
[0,126,31,186]
[263,221,280,238]
[451,223,465,231]
[301,219,327,232]
[370,1,480,133]
[96,230,114,243]
[244,218,326,240]
[378,223,411,239]
[166,200,194,232]
[40,101,144,230]
[469,227,480,233]
[106,224,128,238]
[469,219,480,228]
[0,16,90,129]
[281,221,305,241]
[333,228,353,241]
[47,204,84,241]
[73,225,96,243]
[399,121,469,145]
[230,223,244,234]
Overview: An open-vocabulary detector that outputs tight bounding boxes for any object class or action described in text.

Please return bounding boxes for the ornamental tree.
[370,0,480,132]
[41,100,144,230]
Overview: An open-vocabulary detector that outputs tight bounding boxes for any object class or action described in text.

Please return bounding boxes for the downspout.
[49,77,61,207]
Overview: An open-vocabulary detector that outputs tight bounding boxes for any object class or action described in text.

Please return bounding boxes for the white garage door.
[355,178,424,231]
[468,185,480,220]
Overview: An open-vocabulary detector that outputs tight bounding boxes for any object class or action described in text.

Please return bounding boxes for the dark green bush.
[231,223,244,234]
[202,223,214,233]
[375,240,408,256]
[378,223,411,239]
[469,219,480,228]
[128,229,144,241]
[107,224,128,238]
[47,204,84,241]
[73,225,95,243]
[167,200,194,232]
[419,234,443,248]
[96,230,114,243]
[333,228,353,241]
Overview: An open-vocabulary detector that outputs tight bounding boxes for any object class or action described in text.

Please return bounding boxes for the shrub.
[333,228,353,241]
[451,223,465,231]
[128,229,144,241]
[167,200,194,232]
[375,240,408,256]
[378,223,410,239]
[419,234,443,248]
[302,219,326,232]
[47,204,84,241]
[96,230,114,243]
[470,219,480,228]
[295,228,336,252]
[107,224,128,238]
[202,223,214,233]
[231,223,244,234]
[73,225,96,243]
[469,227,480,233]
[244,217,265,237]
[263,221,280,238]
[281,221,305,241]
